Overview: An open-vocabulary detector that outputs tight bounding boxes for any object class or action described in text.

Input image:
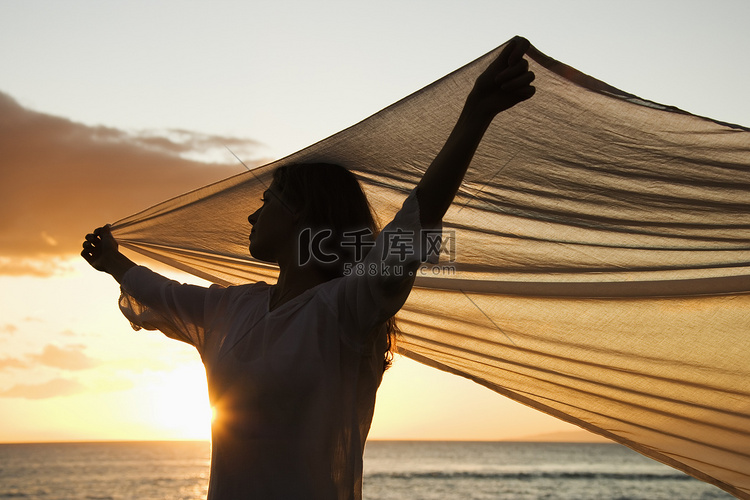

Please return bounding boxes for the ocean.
[0,440,735,499]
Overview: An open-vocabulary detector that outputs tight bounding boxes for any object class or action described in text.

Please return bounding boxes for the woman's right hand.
[81,225,119,273]
[81,225,137,283]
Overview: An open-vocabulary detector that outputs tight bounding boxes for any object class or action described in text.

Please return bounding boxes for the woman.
[82,37,535,500]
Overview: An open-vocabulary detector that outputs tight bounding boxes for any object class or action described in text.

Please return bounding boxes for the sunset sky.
[1,0,749,443]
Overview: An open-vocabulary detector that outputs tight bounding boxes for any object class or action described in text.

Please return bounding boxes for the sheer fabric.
[111,38,750,498]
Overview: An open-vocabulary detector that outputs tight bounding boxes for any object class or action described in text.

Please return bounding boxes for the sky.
[1,0,749,443]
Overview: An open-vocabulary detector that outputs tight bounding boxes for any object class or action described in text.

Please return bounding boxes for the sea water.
[0,441,735,499]
[0,441,208,500]
[363,441,734,500]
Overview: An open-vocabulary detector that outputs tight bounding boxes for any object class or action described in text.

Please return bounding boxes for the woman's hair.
[272,162,398,370]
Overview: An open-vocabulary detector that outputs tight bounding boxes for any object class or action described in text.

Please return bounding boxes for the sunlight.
[146,365,212,440]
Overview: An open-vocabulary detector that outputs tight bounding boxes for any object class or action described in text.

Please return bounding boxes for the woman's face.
[247,184,298,263]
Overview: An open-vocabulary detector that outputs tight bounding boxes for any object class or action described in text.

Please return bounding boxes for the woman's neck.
[270,264,329,311]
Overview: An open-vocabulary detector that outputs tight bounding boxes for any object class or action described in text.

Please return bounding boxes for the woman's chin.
[248,245,276,264]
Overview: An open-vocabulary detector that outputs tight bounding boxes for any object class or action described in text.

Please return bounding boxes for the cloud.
[0,256,73,277]
[0,323,17,334]
[0,91,269,274]
[26,344,98,371]
[1,344,97,372]
[0,356,28,370]
[0,378,86,399]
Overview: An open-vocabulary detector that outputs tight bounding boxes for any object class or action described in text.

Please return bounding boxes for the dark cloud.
[26,344,98,371]
[0,91,268,274]
[0,378,86,399]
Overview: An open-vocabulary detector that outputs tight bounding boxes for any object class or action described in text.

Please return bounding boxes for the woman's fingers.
[82,238,98,253]
[485,36,530,75]
[501,70,536,92]
[82,226,113,255]
[507,36,530,66]
[494,58,530,85]
[84,226,113,245]
[81,243,97,264]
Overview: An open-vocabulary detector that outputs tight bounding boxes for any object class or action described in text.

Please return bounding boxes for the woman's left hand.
[466,36,536,121]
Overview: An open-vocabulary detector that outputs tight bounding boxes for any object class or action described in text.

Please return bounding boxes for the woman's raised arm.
[416,36,535,228]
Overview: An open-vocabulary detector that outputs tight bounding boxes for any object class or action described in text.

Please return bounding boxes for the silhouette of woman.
[82,37,535,500]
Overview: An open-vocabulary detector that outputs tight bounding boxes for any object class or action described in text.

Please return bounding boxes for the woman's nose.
[248,208,260,225]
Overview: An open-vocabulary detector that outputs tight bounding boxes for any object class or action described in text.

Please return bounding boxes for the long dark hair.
[272,162,398,370]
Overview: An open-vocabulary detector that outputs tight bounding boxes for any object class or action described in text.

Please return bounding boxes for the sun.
[146,365,213,440]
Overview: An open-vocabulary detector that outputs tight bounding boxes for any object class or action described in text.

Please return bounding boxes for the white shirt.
[118,189,437,500]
